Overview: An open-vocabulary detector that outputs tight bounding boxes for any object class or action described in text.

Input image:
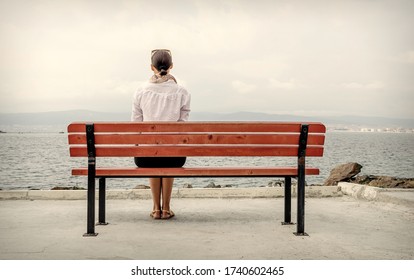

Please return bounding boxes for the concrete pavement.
[0,184,413,260]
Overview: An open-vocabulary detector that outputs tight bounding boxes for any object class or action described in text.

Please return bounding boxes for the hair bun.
[152,50,172,76]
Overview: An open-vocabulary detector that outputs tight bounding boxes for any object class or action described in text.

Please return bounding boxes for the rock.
[324,162,362,186]
[368,176,402,188]
[205,182,221,188]
[51,186,85,190]
[223,184,233,188]
[268,180,283,187]
[182,183,193,188]
[134,184,150,189]
[350,175,373,185]
[350,175,414,188]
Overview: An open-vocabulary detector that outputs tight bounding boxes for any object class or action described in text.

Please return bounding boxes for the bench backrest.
[68,122,326,158]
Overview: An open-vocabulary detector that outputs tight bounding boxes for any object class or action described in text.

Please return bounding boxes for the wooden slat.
[72,167,320,177]
[68,133,325,146]
[68,121,326,133]
[70,145,324,157]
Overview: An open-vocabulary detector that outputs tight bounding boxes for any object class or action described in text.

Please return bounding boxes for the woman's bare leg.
[161,177,174,212]
[149,178,162,217]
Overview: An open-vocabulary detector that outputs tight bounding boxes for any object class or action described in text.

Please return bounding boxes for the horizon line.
[0,109,413,120]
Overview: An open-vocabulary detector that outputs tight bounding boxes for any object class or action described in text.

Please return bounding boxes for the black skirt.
[134,157,186,168]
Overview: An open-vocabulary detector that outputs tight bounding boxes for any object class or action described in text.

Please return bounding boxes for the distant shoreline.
[1,110,413,131]
[1,123,414,134]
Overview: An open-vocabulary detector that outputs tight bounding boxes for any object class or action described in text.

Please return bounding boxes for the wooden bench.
[68,121,326,236]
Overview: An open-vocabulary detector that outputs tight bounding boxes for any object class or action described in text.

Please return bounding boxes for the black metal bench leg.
[282,177,294,225]
[84,172,98,237]
[98,177,108,225]
[84,123,98,237]
[295,173,308,236]
[294,124,309,236]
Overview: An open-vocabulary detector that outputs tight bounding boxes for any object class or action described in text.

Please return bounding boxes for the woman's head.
[151,49,173,76]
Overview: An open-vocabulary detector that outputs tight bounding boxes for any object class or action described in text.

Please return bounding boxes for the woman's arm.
[131,91,143,122]
[179,91,191,122]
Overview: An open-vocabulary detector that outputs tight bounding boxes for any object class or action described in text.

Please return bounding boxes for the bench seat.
[72,167,320,177]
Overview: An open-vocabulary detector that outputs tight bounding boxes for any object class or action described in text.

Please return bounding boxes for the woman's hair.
[151,49,172,76]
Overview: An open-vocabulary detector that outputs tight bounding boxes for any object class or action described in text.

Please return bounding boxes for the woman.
[131,49,191,220]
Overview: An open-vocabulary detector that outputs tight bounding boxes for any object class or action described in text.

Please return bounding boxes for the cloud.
[231,80,257,94]
[403,50,414,64]
[408,51,414,63]
[0,0,413,118]
[389,50,414,64]
[342,81,385,90]
[103,79,143,96]
[268,78,299,90]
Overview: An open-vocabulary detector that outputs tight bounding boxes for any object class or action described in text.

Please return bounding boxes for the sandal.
[161,210,175,220]
[150,210,161,219]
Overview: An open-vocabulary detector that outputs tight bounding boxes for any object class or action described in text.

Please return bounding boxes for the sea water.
[0,131,413,190]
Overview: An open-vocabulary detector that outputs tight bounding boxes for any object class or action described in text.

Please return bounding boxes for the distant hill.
[0,110,130,125]
[0,110,413,129]
[196,111,413,128]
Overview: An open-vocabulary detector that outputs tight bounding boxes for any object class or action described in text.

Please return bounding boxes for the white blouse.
[131,80,191,122]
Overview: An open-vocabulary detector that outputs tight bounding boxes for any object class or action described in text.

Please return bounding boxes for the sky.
[0,0,413,118]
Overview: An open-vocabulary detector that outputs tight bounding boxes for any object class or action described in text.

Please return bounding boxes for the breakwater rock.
[349,175,414,188]
[134,184,150,189]
[51,186,85,190]
[324,162,413,188]
[324,162,362,186]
